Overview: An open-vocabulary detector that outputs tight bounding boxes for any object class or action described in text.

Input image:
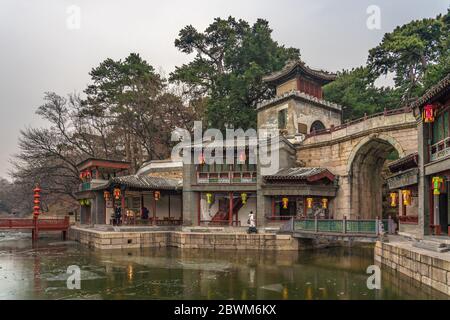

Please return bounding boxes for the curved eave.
[263,61,336,86]
[411,73,450,110]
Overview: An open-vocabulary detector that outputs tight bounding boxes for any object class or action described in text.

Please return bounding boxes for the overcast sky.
[0,0,449,179]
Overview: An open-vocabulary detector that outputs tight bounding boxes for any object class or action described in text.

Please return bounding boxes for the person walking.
[248,211,257,234]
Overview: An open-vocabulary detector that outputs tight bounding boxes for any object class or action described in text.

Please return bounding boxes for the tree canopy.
[170,17,300,130]
[325,9,449,119]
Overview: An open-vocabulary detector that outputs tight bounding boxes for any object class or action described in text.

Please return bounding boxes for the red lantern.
[103,191,111,201]
[239,151,246,163]
[423,104,435,123]
[113,188,121,200]
[154,191,161,201]
[33,184,41,218]
[198,152,205,164]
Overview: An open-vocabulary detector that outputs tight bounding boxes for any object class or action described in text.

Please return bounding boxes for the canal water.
[0,232,447,300]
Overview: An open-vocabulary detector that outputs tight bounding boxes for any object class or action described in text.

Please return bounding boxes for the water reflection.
[0,234,448,300]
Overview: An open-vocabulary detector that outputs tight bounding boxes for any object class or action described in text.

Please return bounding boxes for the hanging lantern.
[321,198,328,209]
[401,190,411,206]
[282,197,289,209]
[390,192,398,207]
[306,197,313,209]
[198,152,205,164]
[79,199,84,206]
[113,187,121,200]
[84,199,90,206]
[154,191,161,201]
[432,176,444,195]
[79,172,84,180]
[423,104,435,123]
[241,193,248,204]
[239,150,247,163]
[206,193,213,204]
[33,184,41,218]
[85,171,91,179]
[103,191,111,201]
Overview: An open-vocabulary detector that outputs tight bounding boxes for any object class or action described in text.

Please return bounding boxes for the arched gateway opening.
[347,135,404,219]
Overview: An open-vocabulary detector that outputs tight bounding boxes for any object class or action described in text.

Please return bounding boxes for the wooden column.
[181,193,183,223]
[168,194,171,219]
[197,192,201,226]
[140,194,144,221]
[271,197,275,218]
[229,192,233,226]
[121,190,126,225]
[153,192,157,226]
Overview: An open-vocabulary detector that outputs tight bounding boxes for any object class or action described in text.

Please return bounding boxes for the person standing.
[114,205,122,226]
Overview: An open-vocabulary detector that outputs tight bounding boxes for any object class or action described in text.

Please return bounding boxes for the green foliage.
[367,9,449,101]
[171,17,300,130]
[323,67,401,120]
[326,9,449,120]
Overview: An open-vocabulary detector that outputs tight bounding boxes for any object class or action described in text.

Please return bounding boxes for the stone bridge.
[296,107,418,219]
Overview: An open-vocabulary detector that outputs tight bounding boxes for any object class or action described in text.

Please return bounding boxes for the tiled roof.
[411,73,450,109]
[388,152,418,173]
[93,175,182,191]
[263,167,335,182]
[257,89,343,112]
[263,60,337,85]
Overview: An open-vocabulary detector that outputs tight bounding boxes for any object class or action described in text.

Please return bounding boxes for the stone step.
[420,239,447,248]
[412,241,450,253]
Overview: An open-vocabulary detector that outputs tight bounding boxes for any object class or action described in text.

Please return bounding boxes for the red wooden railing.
[0,216,70,230]
[398,215,418,224]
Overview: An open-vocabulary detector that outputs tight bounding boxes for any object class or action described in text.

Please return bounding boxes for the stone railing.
[302,107,415,145]
[430,136,450,162]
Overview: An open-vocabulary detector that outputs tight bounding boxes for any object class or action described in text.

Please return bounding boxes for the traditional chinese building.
[412,73,450,236]
[75,60,438,232]
[386,152,419,235]
[75,158,182,226]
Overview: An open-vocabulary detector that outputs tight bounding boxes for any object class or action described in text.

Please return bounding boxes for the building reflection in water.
[33,252,42,294]
[127,264,133,282]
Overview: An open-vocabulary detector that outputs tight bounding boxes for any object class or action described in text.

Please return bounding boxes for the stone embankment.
[375,239,450,296]
[69,226,300,251]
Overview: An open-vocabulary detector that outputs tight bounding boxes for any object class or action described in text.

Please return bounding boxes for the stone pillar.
[433,194,441,235]
[417,120,430,238]
[182,160,198,226]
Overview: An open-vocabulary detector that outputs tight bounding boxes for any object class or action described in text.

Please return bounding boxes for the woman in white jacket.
[248,211,257,234]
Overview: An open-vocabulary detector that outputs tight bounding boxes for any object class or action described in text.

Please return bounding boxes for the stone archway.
[346,134,405,219]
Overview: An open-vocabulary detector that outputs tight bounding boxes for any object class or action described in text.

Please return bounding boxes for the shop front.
[261,167,337,224]
[267,196,330,221]
[198,192,257,227]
